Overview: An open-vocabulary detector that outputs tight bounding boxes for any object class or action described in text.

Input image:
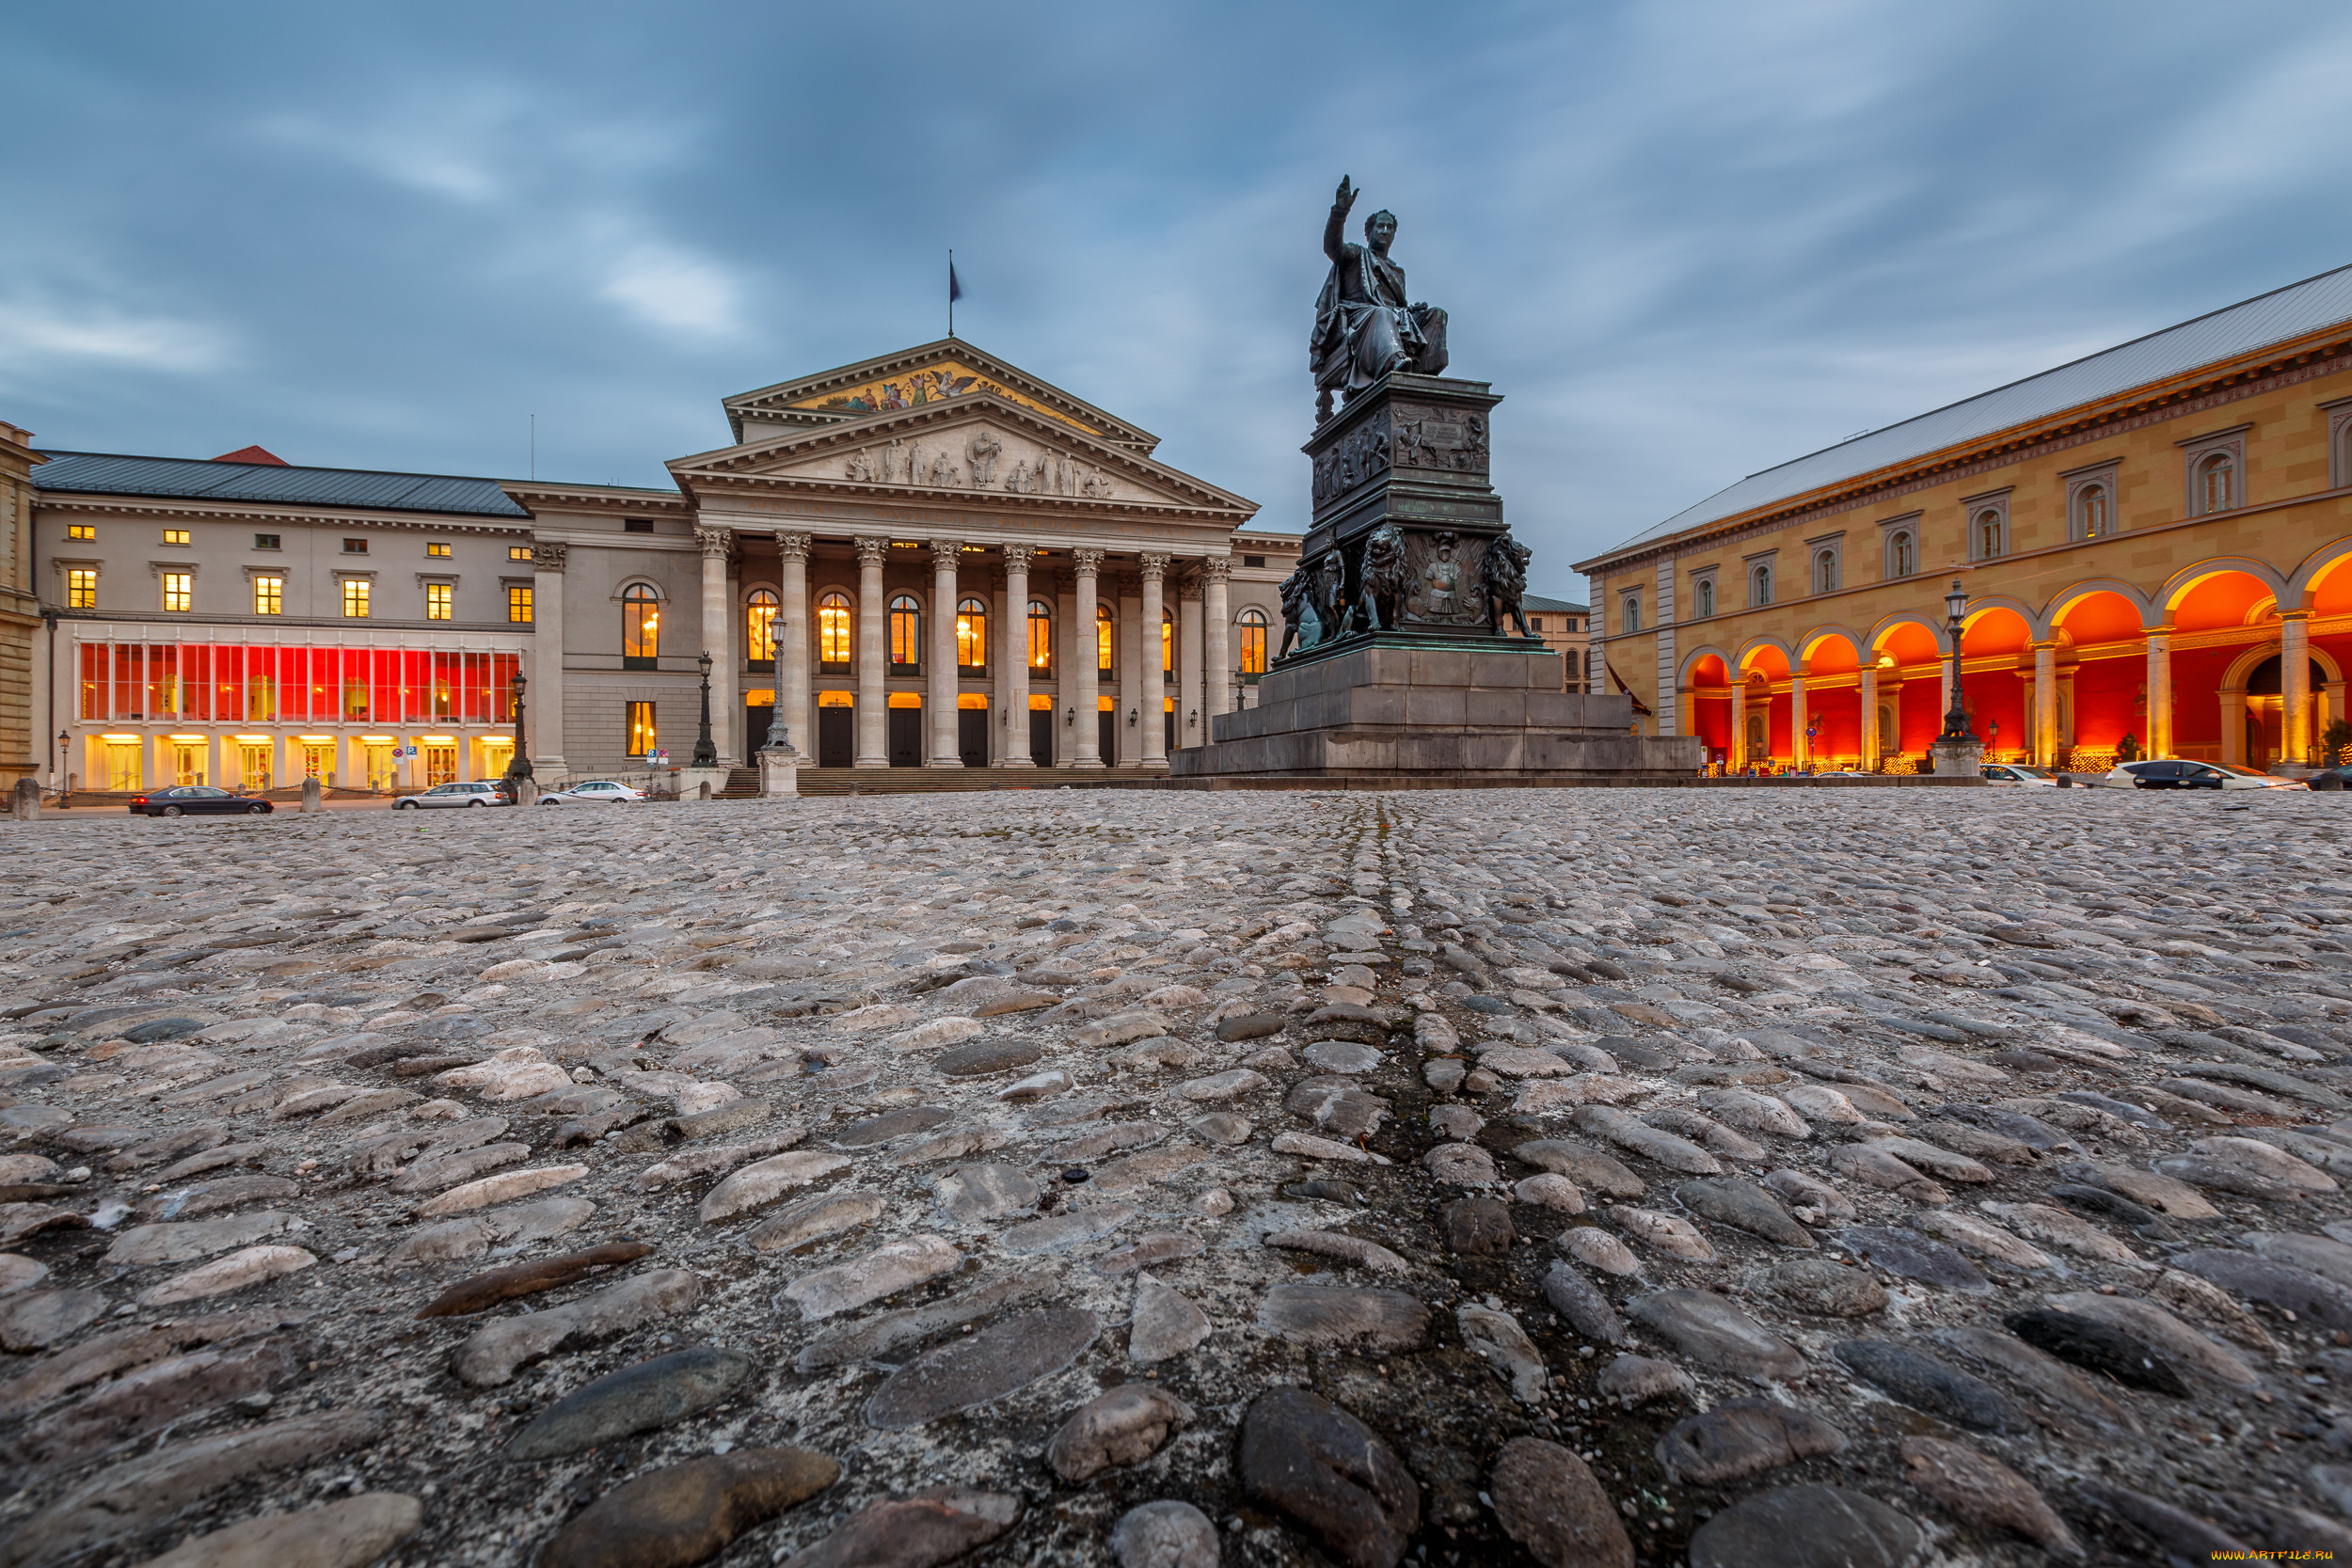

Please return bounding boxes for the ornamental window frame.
[888,594,924,675]
[56,560,99,610]
[620,580,662,666]
[2323,396,2352,489]
[1689,566,1719,620]
[1877,512,1921,580]
[1236,606,1268,674]
[1742,550,1775,608]
[2059,457,2122,542]
[1619,591,1643,634]
[1962,487,2011,562]
[744,585,779,670]
[2177,423,2250,517]
[817,589,853,673]
[1805,531,1844,595]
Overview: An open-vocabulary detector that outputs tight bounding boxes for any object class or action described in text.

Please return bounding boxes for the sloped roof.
[212,444,288,466]
[1593,260,2352,562]
[33,451,530,518]
[1523,594,1588,613]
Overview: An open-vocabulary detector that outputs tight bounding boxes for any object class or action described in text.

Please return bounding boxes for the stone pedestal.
[758,743,803,799]
[1928,736,1985,778]
[673,766,729,802]
[300,777,322,815]
[12,778,38,820]
[1173,641,1702,782]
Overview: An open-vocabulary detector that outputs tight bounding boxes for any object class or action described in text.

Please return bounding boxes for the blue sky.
[8,1,2352,601]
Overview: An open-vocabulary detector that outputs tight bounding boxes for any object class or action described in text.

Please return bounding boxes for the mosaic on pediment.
[789,362,1100,435]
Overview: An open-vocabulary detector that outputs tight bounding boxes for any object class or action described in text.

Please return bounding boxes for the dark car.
[130,785,273,817]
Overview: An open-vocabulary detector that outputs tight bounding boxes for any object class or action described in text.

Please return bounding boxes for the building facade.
[24,342,1303,789]
[1577,265,2352,774]
[1520,593,1591,692]
[0,421,40,785]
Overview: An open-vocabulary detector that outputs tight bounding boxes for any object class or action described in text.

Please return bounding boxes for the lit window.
[1237,607,1267,673]
[2197,451,2234,515]
[510,546,532,561]
[162,571,193,612]
[1096,604,1114,674]
[426,583,453,620]
[1748,564,1772,607]
[746,588,778,666]
[626,701,657,756]
[67,568,97,609]
[1028,600,1054,671]
[818,592,852,668]
[624,584,660,665]
[253,576,283,615]
[890,594,922,672]
[67,524,94,541]
[2077,484,2109,539]
[1161,608,1174,681]
[253,532,279,550]
[162,528,190,546]
[342,579,371,617]
[957,597,988,670]
[427,543,452,559]
[342,538,368,554]
[508,585,532,624]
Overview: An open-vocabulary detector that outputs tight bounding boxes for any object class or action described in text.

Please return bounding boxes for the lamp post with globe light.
[692,651,718,768]
[503,673,532,783]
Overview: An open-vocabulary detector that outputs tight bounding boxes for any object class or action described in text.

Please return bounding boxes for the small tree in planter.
[2320,718,2352,768]
[2117,732,2141,763]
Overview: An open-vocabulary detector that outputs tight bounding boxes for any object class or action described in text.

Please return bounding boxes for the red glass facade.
[77,642,519,724]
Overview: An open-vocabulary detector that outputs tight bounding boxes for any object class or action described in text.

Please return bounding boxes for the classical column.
[695,526,736,764]
[854,536,888,768]
[530,542,566,774]
[1138,553,1169,768]
[1203,555,1233,720]
[772,532,810,758]
[1001,546,1035,767]
[1729,679,1746,768]
[2031,641,2058,768]
[1178,577,1203,752]
[2283,610,2312,767]
[928,538,963,766]
[1858,665,1879,771]
[1070,548,1104,768]
[2145,626,2173,758]
[1789,675,1807,767]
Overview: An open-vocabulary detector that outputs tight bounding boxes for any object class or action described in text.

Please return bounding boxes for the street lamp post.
[56,730,69,806]
[1936,578,1974,743]
[503,673,532,782]
[692,651,718,768]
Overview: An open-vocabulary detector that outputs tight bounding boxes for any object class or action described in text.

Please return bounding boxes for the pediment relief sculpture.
[811,424,1125,500]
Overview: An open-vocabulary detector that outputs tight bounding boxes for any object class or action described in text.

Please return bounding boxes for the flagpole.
[948,249,954,339]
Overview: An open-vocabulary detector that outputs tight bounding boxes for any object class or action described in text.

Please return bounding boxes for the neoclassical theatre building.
[28,343,1302,790]
[1578,264,2352,773]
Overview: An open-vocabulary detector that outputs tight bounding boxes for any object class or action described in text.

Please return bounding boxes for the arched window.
[1621,594,1642,634]
[623,584,660,668]
[2076,484,2109,540]
[1887,530,1915,578]
[957,597,989,670]
[889,594,921,673]
[1161,608,1175,683]
[1096,604,1114,675]
[1237,607,1268,673]
[1812,547,1839,594]
[2198,451,2235,515]
[1027,600,1053,672]
[818,591,851,671]
[745,588,778,669]
[1748,563,1772,607]
[1974,509,2006,560]
[1694,577,1715,619]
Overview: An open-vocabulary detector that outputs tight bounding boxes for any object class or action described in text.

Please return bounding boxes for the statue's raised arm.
[1310,177,1449,420]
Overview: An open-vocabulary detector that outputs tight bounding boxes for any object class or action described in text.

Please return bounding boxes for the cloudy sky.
[8,1,2352,599]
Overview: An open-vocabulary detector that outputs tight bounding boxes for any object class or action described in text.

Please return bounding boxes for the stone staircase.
[717,767,761,800]
[791,766,1168,798]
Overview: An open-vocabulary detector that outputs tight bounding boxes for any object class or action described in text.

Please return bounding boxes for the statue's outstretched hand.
[1335,175,1358,214]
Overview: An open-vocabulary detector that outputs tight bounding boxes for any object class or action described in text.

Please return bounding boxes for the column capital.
[695,525,733,558]
[928,537,965,562]
[1200,554,1233,583]
[854,536,890,568]
[1137,552,1171,583]
[2280,608,2312,624]
[531,541,567,573]
[1002,544,1037,571]
[1071,547,1104,576]
[774,531,813,562]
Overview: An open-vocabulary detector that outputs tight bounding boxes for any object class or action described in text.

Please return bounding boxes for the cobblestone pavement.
[3,787,2351,1568]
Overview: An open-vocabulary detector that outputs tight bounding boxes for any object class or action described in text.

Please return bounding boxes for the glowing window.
[1028,600,1053,671]
[162,528,190,546]
[425,583,453,620]
[67,524,94,542]
[818,592,852,667]
[889,595,921,671]
[1237,607,1267,673]
[1161,608,1173,680]
[426,542,452,559]
[508,585,532,624]
[162,572,192,613]
[624,584,660,660]
[68,568,96,609]
[1096,605,1114,674]
[957,597,988,669]
[626,702,657,755]
[746,588,778,665]
[510,546,532,561]
[342,579,371,617]
[253,576,283,615]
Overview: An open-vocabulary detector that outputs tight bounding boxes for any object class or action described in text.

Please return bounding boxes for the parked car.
[537,780,648,805]
[393,781,516,810]
[1812,769,1877,779]
[1982,764,2059,785]
[130,785,272,817]
[2307,768,2348,792]
[2101,758,2304,790]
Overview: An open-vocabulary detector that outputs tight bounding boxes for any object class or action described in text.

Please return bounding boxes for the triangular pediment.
[670,397,1249,519]
[721,340,1157,453]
